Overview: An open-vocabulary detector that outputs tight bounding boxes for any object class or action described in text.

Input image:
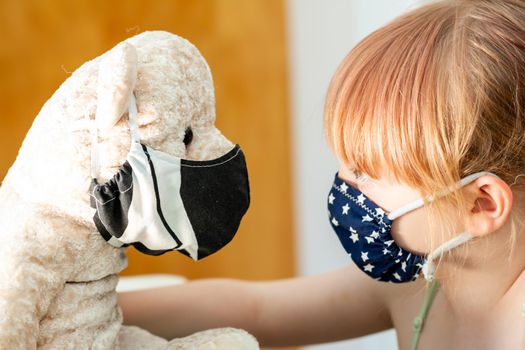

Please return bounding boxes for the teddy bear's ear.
[96,41,138,133]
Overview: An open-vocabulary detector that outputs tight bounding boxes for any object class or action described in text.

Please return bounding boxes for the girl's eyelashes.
[353,169,376,186]
[353,169,368,182]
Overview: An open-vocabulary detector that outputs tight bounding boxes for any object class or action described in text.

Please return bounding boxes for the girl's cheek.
[391,208,430,256]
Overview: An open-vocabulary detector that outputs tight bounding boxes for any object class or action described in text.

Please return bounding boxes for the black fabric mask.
[89,93,250,260]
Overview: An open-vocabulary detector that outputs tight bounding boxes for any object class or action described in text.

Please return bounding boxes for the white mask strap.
[386,171,500,220]
[128,93,140,144]
[88,112,100,179]
[89,93,139,179]
[421,231,473,281]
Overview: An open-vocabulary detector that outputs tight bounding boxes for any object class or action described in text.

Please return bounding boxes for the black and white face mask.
[88,93,250,260]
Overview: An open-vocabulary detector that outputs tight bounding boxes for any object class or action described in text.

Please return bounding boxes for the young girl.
[117,0,525,348]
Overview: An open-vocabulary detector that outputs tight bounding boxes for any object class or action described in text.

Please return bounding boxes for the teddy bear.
[0,30,259,349]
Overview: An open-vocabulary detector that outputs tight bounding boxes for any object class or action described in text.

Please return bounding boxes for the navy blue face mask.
[327,170,500,283]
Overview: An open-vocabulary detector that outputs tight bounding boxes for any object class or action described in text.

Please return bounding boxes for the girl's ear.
[464,175,513,237]
[96,41,138,133]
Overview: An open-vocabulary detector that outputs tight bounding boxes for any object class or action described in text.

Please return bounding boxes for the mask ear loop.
[90,93,139,180]
[128,92,140,145]
[387,171,501,221]
[421,231,473,282]
[88,112,100,180]
[385,171,501,281]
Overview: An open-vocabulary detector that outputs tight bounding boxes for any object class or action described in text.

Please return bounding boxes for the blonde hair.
[324,0,525,278]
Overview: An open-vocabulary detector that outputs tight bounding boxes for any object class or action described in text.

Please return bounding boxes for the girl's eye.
[347,168,374,188]
[353,170,366,182]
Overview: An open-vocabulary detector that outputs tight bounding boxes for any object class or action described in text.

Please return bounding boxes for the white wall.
[286,1,425,349]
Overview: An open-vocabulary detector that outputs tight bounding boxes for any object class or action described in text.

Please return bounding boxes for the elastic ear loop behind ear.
[386,171,500,281]
[421,232,473,282]
[89,92,140,180]
[88,112,100,180]
[127,92,140,144]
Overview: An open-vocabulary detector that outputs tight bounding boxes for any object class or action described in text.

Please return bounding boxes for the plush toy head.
[3,30,250,258]
[93,30,236,170]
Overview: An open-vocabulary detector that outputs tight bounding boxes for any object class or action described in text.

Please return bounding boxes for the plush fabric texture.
[0,31,259,349]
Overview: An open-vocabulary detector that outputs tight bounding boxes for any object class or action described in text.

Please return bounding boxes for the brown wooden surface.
[0,1,297,349]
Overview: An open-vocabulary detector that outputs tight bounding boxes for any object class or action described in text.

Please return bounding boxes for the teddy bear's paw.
[165,327,259,350]
[117,325,168,349]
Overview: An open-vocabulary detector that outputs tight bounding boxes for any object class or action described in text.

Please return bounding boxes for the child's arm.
[117,264,393,347]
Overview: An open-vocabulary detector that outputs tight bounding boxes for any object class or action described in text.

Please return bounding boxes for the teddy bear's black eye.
[183,127,193,146]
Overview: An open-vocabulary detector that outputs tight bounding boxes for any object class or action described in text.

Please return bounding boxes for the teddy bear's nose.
[183,127,193,146]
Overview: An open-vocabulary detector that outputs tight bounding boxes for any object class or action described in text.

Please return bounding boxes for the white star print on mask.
[361,214,373,222]
[356,193,366,205]
[328,193,335,204]
[363,263,374,272]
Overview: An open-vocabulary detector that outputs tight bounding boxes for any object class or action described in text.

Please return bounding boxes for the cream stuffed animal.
[0,31,259,349]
